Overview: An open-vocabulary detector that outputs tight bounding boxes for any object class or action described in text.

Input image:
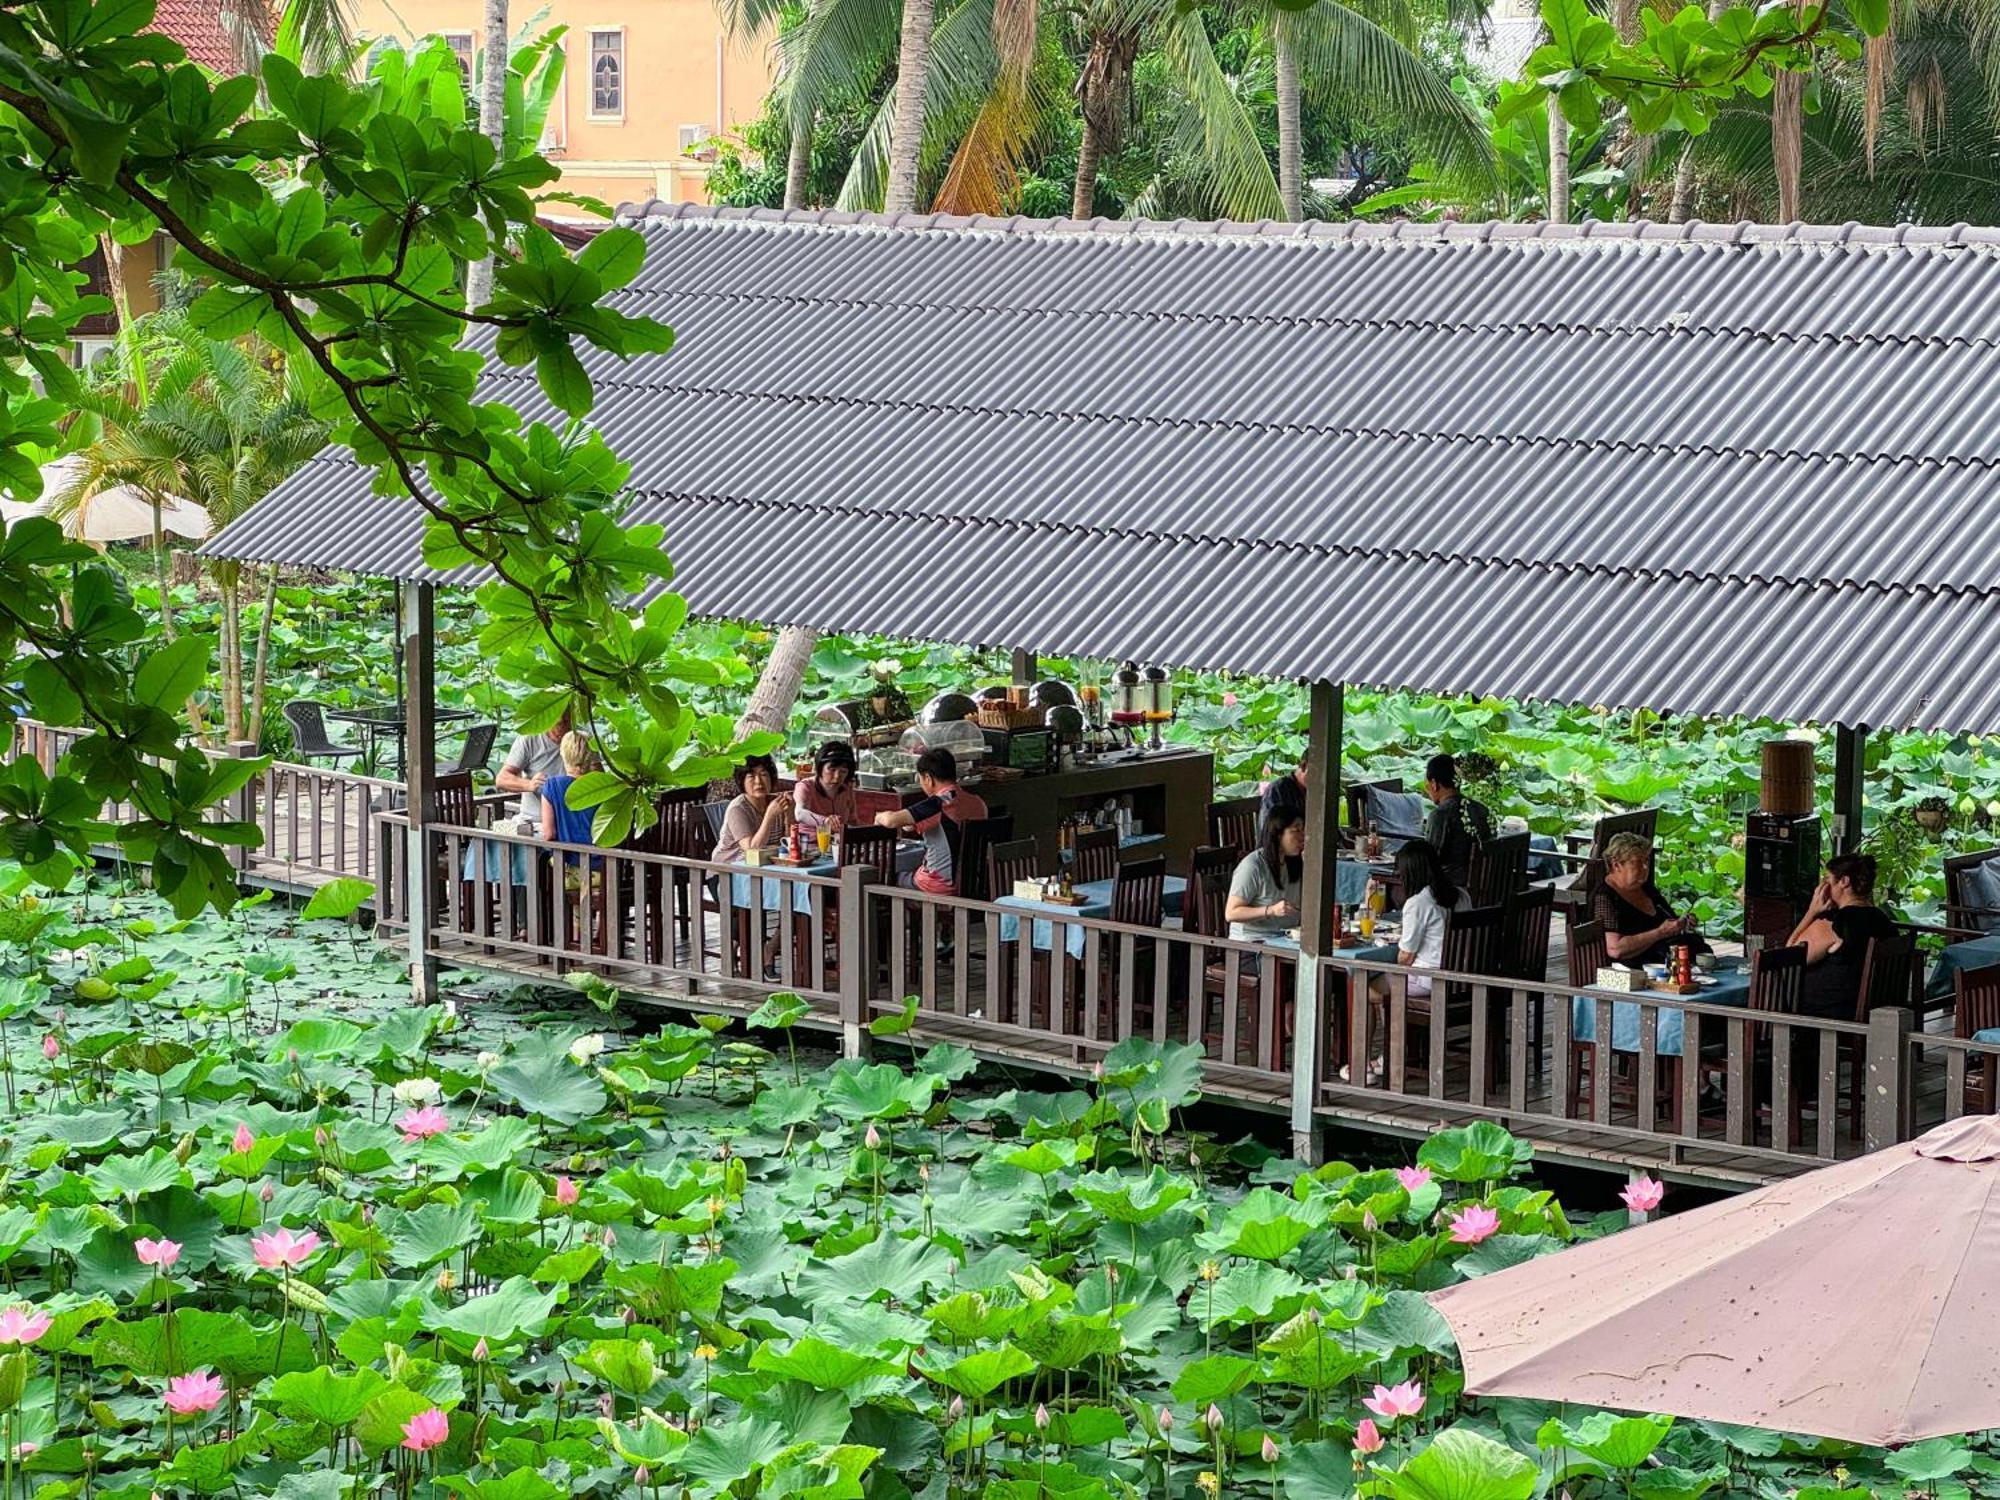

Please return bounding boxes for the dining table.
[1929,932,2000,1000]
[1570,960,1753,1057]
[326,702,476,778]
[725,844,924,914]
[996,876,1190,958]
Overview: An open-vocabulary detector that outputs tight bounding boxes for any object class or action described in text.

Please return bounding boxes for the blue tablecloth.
[463,840,531,885]
[728,858,839,917]
[1975,1028,2000,1045]
[1571,964,1752,1058]
[996,876,1189,959]
[1931,934,2000,999]
[1232,931,1399,963]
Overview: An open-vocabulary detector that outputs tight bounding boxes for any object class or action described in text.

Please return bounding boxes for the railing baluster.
[1636,1009,1658,1134]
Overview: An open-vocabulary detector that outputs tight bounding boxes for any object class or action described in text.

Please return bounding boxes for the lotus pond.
[0,873,1992,1500]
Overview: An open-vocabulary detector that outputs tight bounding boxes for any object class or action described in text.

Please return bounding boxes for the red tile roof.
[147,0,270,72]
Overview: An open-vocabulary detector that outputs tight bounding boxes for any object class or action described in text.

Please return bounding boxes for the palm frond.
[838,0,1002,207]
[1157,9,1284,219]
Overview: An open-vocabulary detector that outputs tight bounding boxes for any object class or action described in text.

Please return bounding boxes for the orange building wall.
[347,0,775,214]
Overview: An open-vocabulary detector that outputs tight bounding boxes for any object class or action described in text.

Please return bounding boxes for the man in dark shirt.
[1791,853,1898,1019]
[1421,753,1492,887]
[1261,752,1308,823]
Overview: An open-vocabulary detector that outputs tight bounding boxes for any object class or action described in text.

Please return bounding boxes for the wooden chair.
[628,787,710,964]
[1109,856,1167,928]
[988,837,1042,899]
[956,814,1014,902]
[1400,905,1502,1078]
[1565,919,1610,1117]
[1499,884,1555,983]
[1955,962,2000,1113]
[1741,942,1809,1148]
[1183,846,1238,939]
[1846,932,1918,1133]
[283,700,362,767]
[1071,827,1117,884]
[434,771,477,829]
[1468,832,1530,908]
[441,723,499,778]
[1208,797,1262,854]
[1343,779,1404,846]
[1089,857,1169,1032]
[1553,809,1658,917]
[1943,848,2000,936]
[838,825,901,883]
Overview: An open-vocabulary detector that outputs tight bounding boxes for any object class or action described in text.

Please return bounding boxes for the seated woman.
[1225,811,1304,941]
[1789,853,1896,1019]
[1351,839,1469,1084]
[1593,831,1702,965]
[793,740,859,834]
[538,731,599,850]
[712,753,792,864]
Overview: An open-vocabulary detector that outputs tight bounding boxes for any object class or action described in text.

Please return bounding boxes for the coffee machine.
[1744,811,1822,950]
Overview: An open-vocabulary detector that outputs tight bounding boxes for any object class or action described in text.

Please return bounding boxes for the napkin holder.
[1595,966,1648,992]
[1013,880,1084,906]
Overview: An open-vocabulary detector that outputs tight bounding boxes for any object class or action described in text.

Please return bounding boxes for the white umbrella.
[58,484,211,543]
[0,455,84,524]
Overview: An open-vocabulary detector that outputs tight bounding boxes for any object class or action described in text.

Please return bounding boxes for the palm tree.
[56,318,327,745]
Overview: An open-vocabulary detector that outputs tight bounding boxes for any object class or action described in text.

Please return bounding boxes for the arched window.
[590,31,623,117]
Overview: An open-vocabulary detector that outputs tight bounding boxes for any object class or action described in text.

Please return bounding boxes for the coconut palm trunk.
[1772,68,1804,220]
[1275,21,1303,221]
[883,0,936,212]
[1547,93,1570,223]
[1073,117,1105,217]
[785,114,814,208]
[465,0,510,305]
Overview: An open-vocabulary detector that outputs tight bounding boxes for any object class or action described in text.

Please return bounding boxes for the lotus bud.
[1189,1145,1200,1165]
[53,1008,64,1024]
[1206,1404,1223,1434]
[1092,1062,1104,1080]
[1035,1404,1050,1431]
[473,1338,489,1362]
[40,1035,56,1061]
[918,1161,931,1183]
[259,1180,274,1204]
[602,1226,616,1250]
[1262,1435,1279,1463]
[1362,1209,1378,1233]
[718,1140,733,1161]
[362,1203,374,1225]
[635,1469,650,1488]
[864,1124,881,1150]
[948,1396,964,1421]
[314,1126,328,1150]
[1158,1406,1174,1433]
[1306,1307,1322,1325]
[436,1267,456,1293]
[476,1051,500,1072]
[1106,1264,1119,1286]
[173,1133,194,1164]
[598,1394,614,1418]
[622,1305,637,1326]
[233,1123,255,1155]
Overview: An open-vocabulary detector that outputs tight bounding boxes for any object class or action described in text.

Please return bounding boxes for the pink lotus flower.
[1261,1434,1279,1462]
[1221,692,1238,707]
[135,1237,181,1270]
[1448,1204,1500,1245]
[400,1406,448,1452]
[396,1105,450,1142]
[472,1338,489,1362]
[250,1228,320,1270]
[554,1175,579,1208]
[1395,1165,1431,1193]
[1621,1176,1665,1213]
[0,1306,51,1345]
[162,1370,224,1415]
[40,1035,57,1061]
[231,1123,255,1155]
[1363,1381,1425,1422]
[1354,1418,1384,1455]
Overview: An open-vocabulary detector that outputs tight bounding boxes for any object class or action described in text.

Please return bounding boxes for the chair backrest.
[837,825,900,884]
[1467,831,1530,908]
[1955,961,2000,1038]
[1747,942,1807,1014]
[1857,932,1917,1020]
[433,771,476,828]
[702,801,731,840]
[1071,827,1117,884]
[446,723,499,776]
[1110,857,1167,928]
[1207,797,1262,854]
[625,786,708,856]
[1498,884,1554,983]
[282,699,337,754]
[1343,779,1401,839]
[1183,846,1239,939]
[1589,809,1658,862]
[955,814,1013,902]
[1441,904,1503,979]
[1567,918,1608,988]
[1944,848,2000,935]
[988,837,1042,899]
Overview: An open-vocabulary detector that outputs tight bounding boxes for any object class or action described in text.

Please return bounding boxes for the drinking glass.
[816,825,831,857]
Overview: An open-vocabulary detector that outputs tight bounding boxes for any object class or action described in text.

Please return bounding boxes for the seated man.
[496,716,570,836]
[1260,751,1308,823]
[874,747,988,894]
[1421,753,1492,887]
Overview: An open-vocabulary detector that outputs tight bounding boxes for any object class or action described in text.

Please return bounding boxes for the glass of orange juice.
[816,825,831,856]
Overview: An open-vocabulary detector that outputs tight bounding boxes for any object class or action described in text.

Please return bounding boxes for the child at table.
[1347,839,1468,1085]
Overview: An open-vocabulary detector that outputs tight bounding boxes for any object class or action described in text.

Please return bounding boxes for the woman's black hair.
[814,740,857,774]
[733,753,780,794]
[1827,851,1878,901]
[1393,837,1459,911]
[1257,809,1305,883]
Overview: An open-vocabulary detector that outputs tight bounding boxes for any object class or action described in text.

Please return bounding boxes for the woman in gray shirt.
[1226,811,1305,940]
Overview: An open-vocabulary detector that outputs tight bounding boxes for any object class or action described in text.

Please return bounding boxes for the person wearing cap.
[794,740,860,831]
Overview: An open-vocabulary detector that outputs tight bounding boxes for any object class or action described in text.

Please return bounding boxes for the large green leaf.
[1377,1428,1538,1500]
[488,1050,607,1125]
[422,1277,560,1344]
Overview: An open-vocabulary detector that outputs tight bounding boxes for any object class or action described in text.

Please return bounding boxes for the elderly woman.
[1592,831,1700,965]
[793,741,859,832]
[712,753,793,864]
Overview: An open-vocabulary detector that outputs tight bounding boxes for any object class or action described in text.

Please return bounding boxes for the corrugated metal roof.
[206,206,2000,731]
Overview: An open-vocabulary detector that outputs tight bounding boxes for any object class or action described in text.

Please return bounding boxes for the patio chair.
[1845,932,1918,1134]
[1071,827,1117,884]
[1955,962,2000,1113]
[1400,904,1502,1082]
[1182,846,1238,939]
[987,837,1042,898]
[1943,848,2000,937]
[1081,857,1169,1033]
[1551,809,1658,917]
[1468,831,1530,908]
[1207,797,1261,854]
[282,699,362,768]
[441,722,498,778]
[955,813,1014,902]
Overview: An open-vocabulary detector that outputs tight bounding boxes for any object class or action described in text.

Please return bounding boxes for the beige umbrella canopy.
[1429,1114,2000,1447]
[1,458,211,543]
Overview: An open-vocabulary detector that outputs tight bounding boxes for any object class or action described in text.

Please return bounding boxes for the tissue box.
[1595,966,1648,992]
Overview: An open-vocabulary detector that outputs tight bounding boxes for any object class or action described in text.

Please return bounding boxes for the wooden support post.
[401,582,440,1008]
[225,740,259,874]
[1291,679,1343,1162]
[1863,1005,1912,1150]
[838,864,878,1058]
[1832,723,1867,855]
[1009,649,1037,689]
